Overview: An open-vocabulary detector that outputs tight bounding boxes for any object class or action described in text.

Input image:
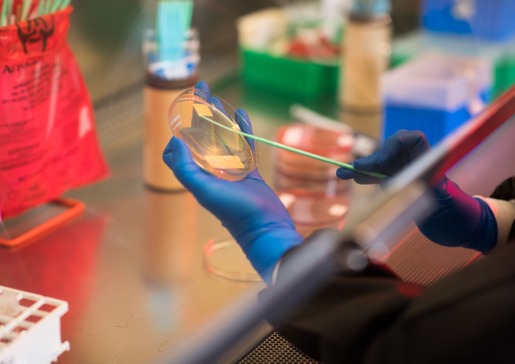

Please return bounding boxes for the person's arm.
[264,239,515,364]
[264,260,421,364]
[261,235,515,364]
[163,82,303,284]
[337,130,498,252]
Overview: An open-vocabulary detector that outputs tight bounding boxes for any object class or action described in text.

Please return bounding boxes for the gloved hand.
[336,129,431,189]
[163,81,303,284]
[337,130,498,252]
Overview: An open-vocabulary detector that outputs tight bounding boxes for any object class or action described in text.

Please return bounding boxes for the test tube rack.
[0,286,69,364]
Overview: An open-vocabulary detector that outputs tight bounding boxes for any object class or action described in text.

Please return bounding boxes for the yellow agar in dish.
[168,88,257,181]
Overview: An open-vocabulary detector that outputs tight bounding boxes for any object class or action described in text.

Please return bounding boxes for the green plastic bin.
[240,49,339,99]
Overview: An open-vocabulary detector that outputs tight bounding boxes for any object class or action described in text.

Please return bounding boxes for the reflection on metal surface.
[0,213,107,362]
[0,199,85,248]
[144,190,197,283]
[143,190,195,335]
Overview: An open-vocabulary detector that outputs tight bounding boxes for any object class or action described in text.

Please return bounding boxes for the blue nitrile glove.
[337,130,498,252]
[336,130,431,189]
[163,81,304,284]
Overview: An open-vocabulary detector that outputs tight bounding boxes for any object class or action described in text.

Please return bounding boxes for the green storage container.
[493,54,515,99]
[240,49,339,99]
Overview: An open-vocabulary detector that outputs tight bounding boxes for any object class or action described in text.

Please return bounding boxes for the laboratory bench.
[0,79,374,364]
[1,73,500,363]
[1,1,499,361]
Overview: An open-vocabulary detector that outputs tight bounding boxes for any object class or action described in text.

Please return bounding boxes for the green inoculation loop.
[198,115,387,179]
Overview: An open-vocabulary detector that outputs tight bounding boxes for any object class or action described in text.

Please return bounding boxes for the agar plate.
[168,88,258,181]
[203,238,262,282]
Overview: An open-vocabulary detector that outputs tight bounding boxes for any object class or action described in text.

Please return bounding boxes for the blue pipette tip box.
[421,0,515,41]
[381,53,492,146]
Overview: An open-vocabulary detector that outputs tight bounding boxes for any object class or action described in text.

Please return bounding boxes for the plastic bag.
[0,6,109,219]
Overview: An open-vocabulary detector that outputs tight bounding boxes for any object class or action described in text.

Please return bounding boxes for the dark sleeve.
[262,261,425,364]
[489,177,515,201]
[264,243,515,364]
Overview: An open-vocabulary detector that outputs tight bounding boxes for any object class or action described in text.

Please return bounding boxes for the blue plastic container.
[422,0,515,41]
[381,54,492,146]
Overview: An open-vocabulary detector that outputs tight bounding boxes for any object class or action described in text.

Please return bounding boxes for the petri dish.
[278,190,349,238]
[203,237,262,282]
[274,123,353,179]
[168,88,258,181]
[273,123,353,193]
[274,123,354,161]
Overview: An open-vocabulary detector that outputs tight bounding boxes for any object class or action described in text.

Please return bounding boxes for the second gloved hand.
[337,130,498,252]
[336,129,431,188]
[163,82,303,284]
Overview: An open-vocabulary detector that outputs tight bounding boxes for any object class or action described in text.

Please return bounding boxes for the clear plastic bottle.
[339,0,392,139]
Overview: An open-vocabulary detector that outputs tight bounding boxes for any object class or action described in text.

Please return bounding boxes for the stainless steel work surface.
[0,81,373,363]
[0,144,265,363]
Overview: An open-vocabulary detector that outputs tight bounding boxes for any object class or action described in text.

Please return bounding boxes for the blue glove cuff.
[417,178,498,252]
[234,227,304,285]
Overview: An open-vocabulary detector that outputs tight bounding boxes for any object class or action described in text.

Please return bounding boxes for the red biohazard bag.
[0,5,109,219]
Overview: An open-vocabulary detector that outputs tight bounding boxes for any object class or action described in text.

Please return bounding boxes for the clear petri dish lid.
[168,87,260,181]
[203,237,262,282]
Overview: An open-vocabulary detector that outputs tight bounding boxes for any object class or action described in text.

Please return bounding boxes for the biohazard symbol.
[16,17,55,54]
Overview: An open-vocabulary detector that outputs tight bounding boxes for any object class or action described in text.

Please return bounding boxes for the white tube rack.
[0,286,69,364]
